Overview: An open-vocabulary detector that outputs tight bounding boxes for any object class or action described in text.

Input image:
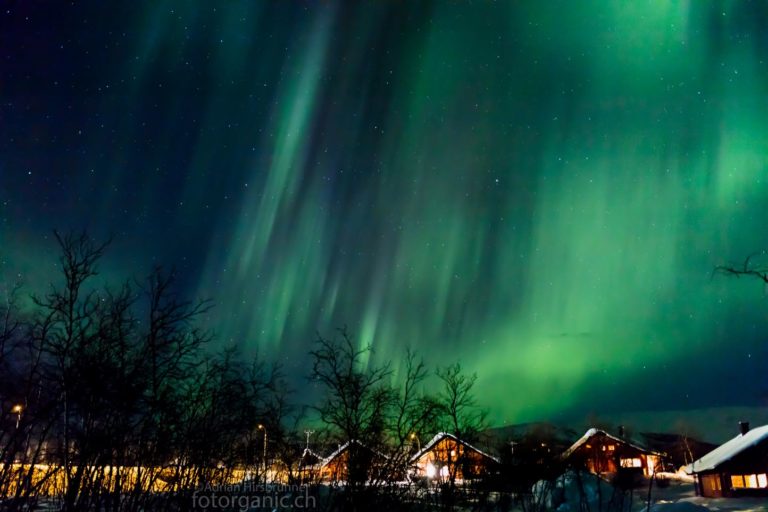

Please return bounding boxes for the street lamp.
[257,424,267,484]
[410,432,421,452]
[11,404,23,429]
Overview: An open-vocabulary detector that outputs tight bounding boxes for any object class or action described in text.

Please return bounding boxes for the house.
[297,447,323,483]
[562,427,663,478]
[685,422,768,498]
[410,432,500,482]
[318,440,388,483]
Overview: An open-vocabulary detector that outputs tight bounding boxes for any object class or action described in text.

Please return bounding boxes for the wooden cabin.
[297,448,322,483]
[318,440,387,483]
[685,422,768,498]
[410,432,500,482]
[562,428,662,478]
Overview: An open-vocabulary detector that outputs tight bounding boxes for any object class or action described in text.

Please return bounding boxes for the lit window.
[425,463,436,478]
[440,466,449,478]
[620,458,642,468]
[731,474,767,489]
[450,449,456,457]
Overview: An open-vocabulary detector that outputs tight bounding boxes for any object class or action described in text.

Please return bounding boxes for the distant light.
[11,404,23,413]
[426,463,436,478]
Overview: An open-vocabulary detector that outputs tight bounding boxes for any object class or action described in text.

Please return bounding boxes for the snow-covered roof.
[299,448,322,466]
[320,439,388,467]
[561,428,662,461]
[410,432,500,464]
[685,424,768,474]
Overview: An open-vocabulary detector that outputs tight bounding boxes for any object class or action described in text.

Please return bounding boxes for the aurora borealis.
[2,1,767,426]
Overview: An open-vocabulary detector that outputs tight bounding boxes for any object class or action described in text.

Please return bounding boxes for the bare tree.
[0,232,299,510]
[715,253,768,284]
[434,363,488,509]
[436,363,486,440]
[369,349,442,500]
[309,327,394,505]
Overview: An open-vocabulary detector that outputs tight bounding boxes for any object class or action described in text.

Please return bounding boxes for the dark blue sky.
[2,1,767,425]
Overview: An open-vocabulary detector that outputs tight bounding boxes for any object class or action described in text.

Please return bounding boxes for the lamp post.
[257,424,267,484]
[11,404,23,429]
[410,432,421,452]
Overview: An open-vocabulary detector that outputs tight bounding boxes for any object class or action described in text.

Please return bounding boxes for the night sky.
[2,1,768,426]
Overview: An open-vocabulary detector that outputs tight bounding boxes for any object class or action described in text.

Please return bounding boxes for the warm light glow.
[11,404,23,414]
[647,455,658,475]
[732,474,768,489]
[257,424,264,430]
[425,462,436,478]
[620,458,642,468]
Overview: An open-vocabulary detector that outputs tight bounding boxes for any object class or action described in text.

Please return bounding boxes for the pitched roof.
[320,439,388,467]
[561,428,662,460]
[685,424,768,474]
[410,432,500,464]
[299,447,322,466]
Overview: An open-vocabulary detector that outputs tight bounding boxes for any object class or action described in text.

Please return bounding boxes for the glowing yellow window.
[731,475,745,489]
[745,474,758,488]
[620,458,642,468]
[758,474,768,488]
[608,445,615,451]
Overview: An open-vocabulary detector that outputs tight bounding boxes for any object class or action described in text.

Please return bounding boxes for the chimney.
[618,425,625,438]
[739,421,750,436]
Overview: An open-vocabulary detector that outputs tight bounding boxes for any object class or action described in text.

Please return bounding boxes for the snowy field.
[647,480,768,512]
[534,472,768,512]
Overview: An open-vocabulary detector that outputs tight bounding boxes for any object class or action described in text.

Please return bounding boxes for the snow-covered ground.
[533,472,768,512]
[649,480,768,512]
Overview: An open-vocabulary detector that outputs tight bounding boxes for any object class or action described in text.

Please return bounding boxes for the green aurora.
[1,1,767,425]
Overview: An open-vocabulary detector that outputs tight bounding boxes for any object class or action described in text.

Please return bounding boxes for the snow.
[532,470,620,512]
[651,498,768,512]
[648,502,709,512]
[685,425,768,474]
[321,440,354,466]
[320,439,388,467]
[533,472,768,512]
[409,432,500,464]
[562,428,662,460]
